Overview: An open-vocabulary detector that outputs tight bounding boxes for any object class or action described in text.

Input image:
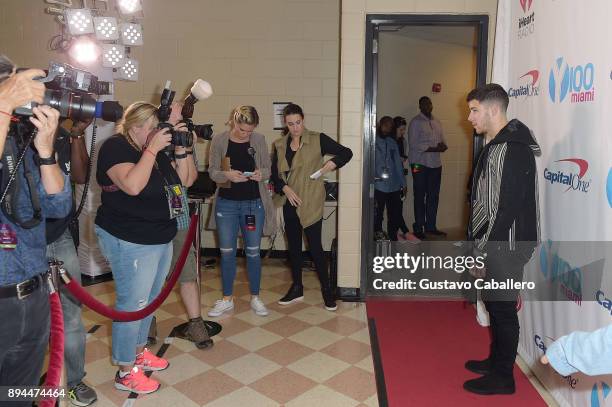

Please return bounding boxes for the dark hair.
[466,83,509,112]
[419,96,431,105]
[281,103,304,135]
[377,116,395,138]
[393,116,407,128]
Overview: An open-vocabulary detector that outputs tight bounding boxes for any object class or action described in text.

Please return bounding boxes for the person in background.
[373,116,405,242]
[45,118,98,406]
[407,96,448,239]
[272,103,352,311]
[207,106,276,318]
[393,116,420,243]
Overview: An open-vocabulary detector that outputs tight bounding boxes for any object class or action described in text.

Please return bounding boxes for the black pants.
[283,203,329,291]
[412,165,441,232]
[0,279,50,407]
[481,251,526,379]
[374,189,403,241]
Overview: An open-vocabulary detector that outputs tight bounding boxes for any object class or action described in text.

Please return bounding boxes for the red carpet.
[366,300,547,407]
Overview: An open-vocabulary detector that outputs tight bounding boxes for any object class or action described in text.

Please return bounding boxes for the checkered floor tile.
[73,258,378,406]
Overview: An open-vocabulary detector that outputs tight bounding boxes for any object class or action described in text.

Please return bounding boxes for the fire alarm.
[432,83,442,93]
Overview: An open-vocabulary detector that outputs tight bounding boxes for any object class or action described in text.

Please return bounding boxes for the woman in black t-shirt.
[207,106,276,318]
[94,102,192,394]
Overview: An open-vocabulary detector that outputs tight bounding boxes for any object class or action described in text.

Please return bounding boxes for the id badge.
[165,184,185,219]
[0,223,17,250]
[245,214,256,231]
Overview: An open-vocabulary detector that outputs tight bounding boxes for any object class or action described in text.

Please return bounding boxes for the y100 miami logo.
[549,57,595,103]
[607,168,612,207]
[543,158,591,193]
[508,70,540,99]
[591,382,610,407]
[517,0,535,39]
[540,241,583,305]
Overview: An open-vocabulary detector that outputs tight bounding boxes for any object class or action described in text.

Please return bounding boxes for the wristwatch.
[35,154,57,166]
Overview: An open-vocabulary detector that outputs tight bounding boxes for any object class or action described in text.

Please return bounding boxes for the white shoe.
[250,296,269,316]
[208,299,234,317]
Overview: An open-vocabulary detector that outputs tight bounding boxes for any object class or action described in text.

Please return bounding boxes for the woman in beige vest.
[271,103,352,311]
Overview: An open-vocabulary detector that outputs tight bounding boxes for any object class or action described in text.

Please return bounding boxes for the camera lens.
[43,89,96,121]
[172,131,193,147]
[193,124,213,140]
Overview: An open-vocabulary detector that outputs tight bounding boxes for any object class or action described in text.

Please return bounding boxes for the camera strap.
[0,136,43,229]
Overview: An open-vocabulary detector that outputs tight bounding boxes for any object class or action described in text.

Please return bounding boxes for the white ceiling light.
[94,16,119,41]
[115,58,139,81]
[68,37,100,65]
[65,8,95,35]
[101,44,126,67]
[120,22,143,46]
[117,0,142,15]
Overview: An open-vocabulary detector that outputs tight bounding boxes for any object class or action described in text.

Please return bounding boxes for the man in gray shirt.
[407,96,447,239]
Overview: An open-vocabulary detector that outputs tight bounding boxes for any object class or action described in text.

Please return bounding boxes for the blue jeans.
[95,226,172,365]
[46,229,86,388]
[215,198,265,296]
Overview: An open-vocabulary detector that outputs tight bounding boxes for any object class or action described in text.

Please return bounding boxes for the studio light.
[118,0,142,15]
[64,8,95,35]
[120,22,143,46]
[68,37,100,65]
[115,58,139,81]
[101,44,125,67]
[94,16,119,41]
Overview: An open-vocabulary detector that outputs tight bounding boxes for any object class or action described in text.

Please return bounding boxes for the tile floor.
[74,258,379,407]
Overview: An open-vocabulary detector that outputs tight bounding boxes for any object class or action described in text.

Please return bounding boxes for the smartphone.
[242,171,255,177]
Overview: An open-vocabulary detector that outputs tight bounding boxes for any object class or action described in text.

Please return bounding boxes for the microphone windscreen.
[191,79,213,100]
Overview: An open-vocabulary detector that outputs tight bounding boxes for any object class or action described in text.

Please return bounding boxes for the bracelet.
[144,149,156,158]
[174,152,188,159]
[70,132,85,140]
[186,150,193,155]
[0,110,18,122]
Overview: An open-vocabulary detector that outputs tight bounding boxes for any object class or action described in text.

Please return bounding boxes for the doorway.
[360,15,488,298]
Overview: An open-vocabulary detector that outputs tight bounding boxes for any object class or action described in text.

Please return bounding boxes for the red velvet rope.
[63,214,198,321]
[39,291,64,407]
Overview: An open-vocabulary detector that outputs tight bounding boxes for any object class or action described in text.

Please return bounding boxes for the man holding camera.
[45,117,97,406]
[0,56,72,402]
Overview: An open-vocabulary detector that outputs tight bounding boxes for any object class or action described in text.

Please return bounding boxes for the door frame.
[360,14,489,299]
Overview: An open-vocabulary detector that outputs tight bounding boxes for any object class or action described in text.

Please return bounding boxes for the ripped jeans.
[95,226,172,365]
[215,197,265,296]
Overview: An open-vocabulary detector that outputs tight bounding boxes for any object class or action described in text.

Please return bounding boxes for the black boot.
[465,358,492,375]
[278,284,304,305]
[463,373,515,395]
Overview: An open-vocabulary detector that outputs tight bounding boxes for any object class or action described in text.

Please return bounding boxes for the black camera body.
[13,62,122,122]
[156,81,213,152]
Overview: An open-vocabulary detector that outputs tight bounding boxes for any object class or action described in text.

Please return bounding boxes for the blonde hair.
[226,105,259,128]
[117,102,159,138]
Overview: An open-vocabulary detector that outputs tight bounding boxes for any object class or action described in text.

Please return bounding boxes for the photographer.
[148,101,214,349]
[94,102,189,394]
[0,55,72,400]
[45,118,97,406]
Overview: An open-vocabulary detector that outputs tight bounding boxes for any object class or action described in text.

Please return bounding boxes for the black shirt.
[218,140,260,201]
[95,135,179,245]
[271,132,353,193]
[46,128,76,244]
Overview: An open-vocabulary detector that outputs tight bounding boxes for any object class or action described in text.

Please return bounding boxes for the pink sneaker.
[397,231,407,241]
[135,348,169,371]
[114,367,160,394]
[405,232,421,244]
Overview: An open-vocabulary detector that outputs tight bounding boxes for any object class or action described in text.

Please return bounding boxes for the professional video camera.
[13,62,123,122]
[157,79,213,150]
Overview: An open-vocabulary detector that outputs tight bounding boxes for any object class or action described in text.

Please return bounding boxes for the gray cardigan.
[207,131,277,236]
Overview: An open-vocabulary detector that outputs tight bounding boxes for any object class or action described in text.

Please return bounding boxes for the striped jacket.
[469,119,540,254]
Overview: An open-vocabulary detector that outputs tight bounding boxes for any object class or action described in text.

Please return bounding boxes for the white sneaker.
[250,296,269,316]
[207,299,234,317]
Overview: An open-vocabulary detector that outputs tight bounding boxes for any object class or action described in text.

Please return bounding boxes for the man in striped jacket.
[462,84,540,396]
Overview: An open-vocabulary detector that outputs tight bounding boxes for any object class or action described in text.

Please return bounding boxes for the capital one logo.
[591,382,610,407]
[520,0,533,12]
[549,57,595,103]
[508,70,540,99]
[607,168,612,208]
[543,158,591,193]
